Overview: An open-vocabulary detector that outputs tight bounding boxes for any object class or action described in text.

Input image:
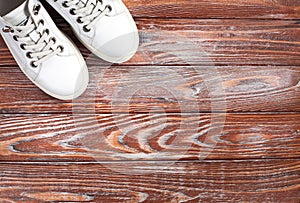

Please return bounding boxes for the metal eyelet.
[105,5,112,12]
[51,37,57,43]
[33,4,41,15]
[39,19,44,25]
[13,35,19,41]
[58,45,64,53]
[45,29,50,35]
[77,17,83,24]
[69,8,76,15]
[2,26,14,33]
[20,44,26,50]
[83,25,91,32]
[30,61,38,68]
[62,1,69,7]
[26,52,33,59]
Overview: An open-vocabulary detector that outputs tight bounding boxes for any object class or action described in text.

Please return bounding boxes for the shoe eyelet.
[33,4,41,15]
[26,52,33,59]
[50,37,56,43]
[62,1,69,8]
[2,26,14,33]
[39,19,44,25]
[105,5,112,12]
[77,17,83,24]
[45,29,50,35]
[83,25,91,32]
[13,35,19,41]
[58,45,64,53]
[30,61,38,68]
[20,44,26,50]
[70,8,76,15]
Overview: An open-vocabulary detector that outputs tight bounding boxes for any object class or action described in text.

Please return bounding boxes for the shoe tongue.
[3,1,41,43]
[16,17,30,26]
[3,1,29,26]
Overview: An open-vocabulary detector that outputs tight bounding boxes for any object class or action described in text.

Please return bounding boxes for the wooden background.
[0,0,299,202]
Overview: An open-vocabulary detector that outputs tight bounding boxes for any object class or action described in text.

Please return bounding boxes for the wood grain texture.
[0,114,299,161]
[1,19,300,66]
[0,160,299,202]
[122,0,300,19]
[0,1,299,201]
[0,66,299,113]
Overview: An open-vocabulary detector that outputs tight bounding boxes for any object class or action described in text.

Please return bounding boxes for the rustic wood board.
[42,0,300,19]
[1,19,300,66]
[0,0,299,201]
[0,65,299,113]
[122,0,300,19]
[0,160,299,202]
[0,113,299,161]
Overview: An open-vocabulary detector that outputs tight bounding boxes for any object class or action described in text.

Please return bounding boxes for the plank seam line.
[133,17,300,21]
[0,158,300,165]
[1,112,300,115]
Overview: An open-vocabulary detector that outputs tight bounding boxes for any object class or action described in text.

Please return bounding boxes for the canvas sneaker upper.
[47,0,139,63]
[0,0,89,100]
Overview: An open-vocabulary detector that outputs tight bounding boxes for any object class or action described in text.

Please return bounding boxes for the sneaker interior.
[0,0,25,16]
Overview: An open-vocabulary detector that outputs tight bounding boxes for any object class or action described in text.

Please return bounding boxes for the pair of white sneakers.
[0,0,139,100]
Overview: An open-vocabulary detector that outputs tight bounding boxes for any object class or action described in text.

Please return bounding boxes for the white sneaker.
[46,0,139,63]
[0,0,89,100]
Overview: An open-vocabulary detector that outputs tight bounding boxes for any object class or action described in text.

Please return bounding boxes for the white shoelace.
[63,0,112,31]
[3,6,62,68]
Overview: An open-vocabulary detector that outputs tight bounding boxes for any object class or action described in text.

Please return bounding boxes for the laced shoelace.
[2,5,63,68]
[61,0,112,32]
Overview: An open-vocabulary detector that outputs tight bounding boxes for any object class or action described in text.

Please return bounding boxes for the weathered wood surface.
[42,0,300,19]
[0,1,299,202]
[0,160,299,202]
[0,65,299,113]
[1,19,300,66]
[0,114,299,161]
[122,0,300,19]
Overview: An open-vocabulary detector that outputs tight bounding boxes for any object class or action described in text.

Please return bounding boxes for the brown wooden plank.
[0,160,299,202]
[122,0,300,19]
[0,113,299,161]
[1,19,300,66]
[42,0,300,19]
[0,66,299,113]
